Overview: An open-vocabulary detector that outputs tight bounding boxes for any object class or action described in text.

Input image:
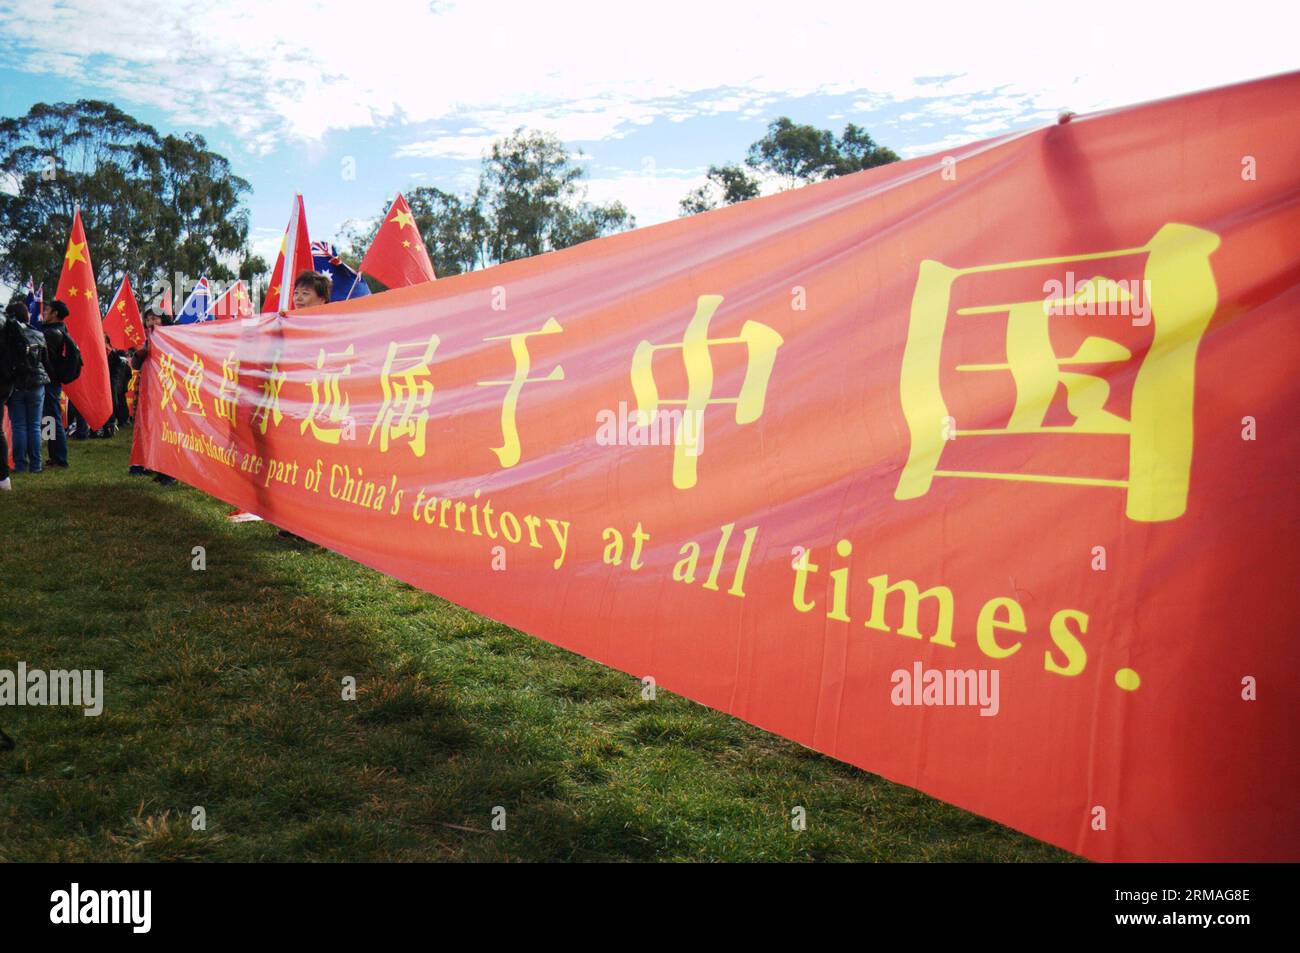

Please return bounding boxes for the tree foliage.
[0,100,251,293]
[680,116,900,215]
[832,123,902,175]
[679,163,762,215]
[747,117,900,187]
[480,129,632,263]
[348,129,634,278]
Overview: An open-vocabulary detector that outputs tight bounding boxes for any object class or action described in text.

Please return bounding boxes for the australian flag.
[311,241,371,301]
[175,277,212,324]
[25,277,42,326]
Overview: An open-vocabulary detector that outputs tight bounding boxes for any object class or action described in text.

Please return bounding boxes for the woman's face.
[293,285,326,309]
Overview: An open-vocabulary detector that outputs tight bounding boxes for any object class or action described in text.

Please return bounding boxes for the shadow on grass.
[0,457,1079,862]
[2,478,485,860]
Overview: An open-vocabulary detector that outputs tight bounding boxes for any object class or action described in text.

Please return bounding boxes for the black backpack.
[46,324,83,385]
[1,317,48,392]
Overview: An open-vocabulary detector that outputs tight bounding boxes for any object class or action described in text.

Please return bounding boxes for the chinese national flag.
[262,194,314,313]
[358,192,436,290]
[211,279,253,321]
[104,274,145,350]
[55,210,112,430]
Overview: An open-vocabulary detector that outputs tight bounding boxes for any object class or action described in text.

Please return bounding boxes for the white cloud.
[583,170,709,225]
[396,134,498,161]
[248,226,285,265]
[2,0,1295,231]
[393,98,690,162]
[0,0,1293,159]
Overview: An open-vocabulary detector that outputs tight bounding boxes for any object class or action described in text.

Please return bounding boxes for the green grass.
[0,432,1075,861]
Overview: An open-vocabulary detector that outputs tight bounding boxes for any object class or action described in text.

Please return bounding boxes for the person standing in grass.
[268,271,332,540]
[5,299,48,474]
[0,302,15,492]
[0,407,9,491]
[127,306,176,485]
[38,298,75,468]
[109,334,132,431]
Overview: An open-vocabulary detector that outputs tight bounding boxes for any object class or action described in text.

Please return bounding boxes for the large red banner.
[136,72,1300,861]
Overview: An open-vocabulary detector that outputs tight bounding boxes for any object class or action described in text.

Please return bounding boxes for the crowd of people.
[1,270,333,493]
[0,296,168,492]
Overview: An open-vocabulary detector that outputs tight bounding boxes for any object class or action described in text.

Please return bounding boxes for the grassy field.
[0,431,1075,862]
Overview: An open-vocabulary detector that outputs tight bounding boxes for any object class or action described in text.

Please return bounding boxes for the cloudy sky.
[0,0,1295,269]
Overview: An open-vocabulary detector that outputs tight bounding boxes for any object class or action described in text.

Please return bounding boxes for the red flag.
[262,194,314,313]
[104,275,145,350]
[55,210,112,429]
[358,192,436,290]
[210,280,253,321]
[2,406,11,469]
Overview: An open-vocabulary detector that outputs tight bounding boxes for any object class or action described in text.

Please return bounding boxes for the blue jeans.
[6,385,45,471]
[43,383,68,465]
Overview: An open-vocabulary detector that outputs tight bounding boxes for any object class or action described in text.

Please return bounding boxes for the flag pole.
[279,193,301,313]
[348,192,397,300]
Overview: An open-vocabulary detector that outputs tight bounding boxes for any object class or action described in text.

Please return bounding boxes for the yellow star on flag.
[390,208,415,230]
[64,239,88,268]
[117,301,125,312]
[402,240,411,248]
[68,286,78,297]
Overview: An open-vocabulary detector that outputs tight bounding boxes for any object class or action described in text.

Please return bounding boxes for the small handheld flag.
[25,277,42,327]
[175,277,212,324]
[208,280,254,321]
[311,241,371,302]
[104,275,146,349]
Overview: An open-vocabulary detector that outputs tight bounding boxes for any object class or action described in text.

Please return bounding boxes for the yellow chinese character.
[301,345,355,444]
[182,354,206,416]
[250,359,286,435]
[215,352,239,426]
[896,223,1220,522]
[631,294,784,490]
[369,334,440,456]
[158,353,178,411]
[476,318,564,467]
